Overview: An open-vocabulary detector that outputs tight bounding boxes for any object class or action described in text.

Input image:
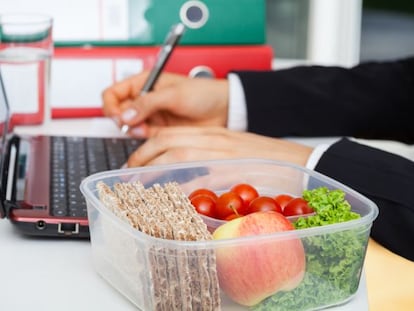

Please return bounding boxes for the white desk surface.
[0,118,369,310]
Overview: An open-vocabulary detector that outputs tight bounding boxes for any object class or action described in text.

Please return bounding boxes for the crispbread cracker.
[115,182,169,310]
[97,180,221,311]
[164,182,219,310]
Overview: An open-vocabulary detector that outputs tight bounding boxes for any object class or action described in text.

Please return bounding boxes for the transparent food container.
[80,159,378,311]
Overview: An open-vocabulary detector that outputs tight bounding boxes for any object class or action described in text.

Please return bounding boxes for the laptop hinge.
[1,135,20,218]
[3,200,19,218]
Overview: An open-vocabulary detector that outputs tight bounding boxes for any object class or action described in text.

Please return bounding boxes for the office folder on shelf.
[51,45,273,118]
[141,0,266,45]
[0,0,266,46]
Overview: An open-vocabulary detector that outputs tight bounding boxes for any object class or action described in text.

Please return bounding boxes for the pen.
[121,23,186,134]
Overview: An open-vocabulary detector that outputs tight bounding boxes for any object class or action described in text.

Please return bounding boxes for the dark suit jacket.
[236,57,414,261]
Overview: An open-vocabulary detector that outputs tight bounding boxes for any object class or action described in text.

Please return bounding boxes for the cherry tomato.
[230,183,259,208]
[188,188,218,202]
[283,198,314,217]
[247,196,282,214]
[274,194,294,210]
[225,213,242,221]
[190,195,217,218]
[215,192,244,219]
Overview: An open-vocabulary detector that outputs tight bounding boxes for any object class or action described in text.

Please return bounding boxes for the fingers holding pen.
[120,86,178,125]
[102,79,143,133]
[102,71,188,116]
[102,71,193,133]
[115,86,182,138]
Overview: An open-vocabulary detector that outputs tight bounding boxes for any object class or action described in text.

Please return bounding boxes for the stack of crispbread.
[96,180,221,311]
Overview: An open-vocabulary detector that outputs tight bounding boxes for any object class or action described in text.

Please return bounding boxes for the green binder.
[55,0,266,46]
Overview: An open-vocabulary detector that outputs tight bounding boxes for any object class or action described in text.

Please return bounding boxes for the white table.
[0,118,369,310]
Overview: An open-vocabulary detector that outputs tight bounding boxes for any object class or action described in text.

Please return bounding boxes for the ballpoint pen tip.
[121,124,129,134]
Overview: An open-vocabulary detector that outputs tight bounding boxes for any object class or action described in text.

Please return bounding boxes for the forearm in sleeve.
[235,57,414,143]
[314,138,414,261]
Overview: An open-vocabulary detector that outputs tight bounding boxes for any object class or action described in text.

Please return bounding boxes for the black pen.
[121,23,186,134]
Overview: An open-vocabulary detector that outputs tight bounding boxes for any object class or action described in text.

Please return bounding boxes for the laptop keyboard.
[50,136,143,218]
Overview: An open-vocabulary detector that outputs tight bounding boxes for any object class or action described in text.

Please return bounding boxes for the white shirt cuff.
[305,143,331,170]
[227,73,248,131]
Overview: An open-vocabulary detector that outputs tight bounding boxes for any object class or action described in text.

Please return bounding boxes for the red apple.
[212,211,306,306]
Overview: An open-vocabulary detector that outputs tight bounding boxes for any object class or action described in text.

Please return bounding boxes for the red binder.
[51,45,273,118]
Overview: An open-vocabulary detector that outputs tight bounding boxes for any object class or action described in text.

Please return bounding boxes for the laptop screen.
[0,69,10,149]
[0,69,11,217]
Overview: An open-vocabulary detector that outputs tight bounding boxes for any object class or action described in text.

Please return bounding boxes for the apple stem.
[231,206,240,217]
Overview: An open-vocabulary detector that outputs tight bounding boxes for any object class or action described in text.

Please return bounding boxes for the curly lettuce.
[294,187,360,229]
[251,187,368,311]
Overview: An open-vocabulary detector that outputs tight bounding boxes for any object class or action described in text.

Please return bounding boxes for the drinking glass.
[0,13,53,125]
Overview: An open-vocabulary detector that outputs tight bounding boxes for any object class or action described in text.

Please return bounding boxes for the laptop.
[0,69,144,238]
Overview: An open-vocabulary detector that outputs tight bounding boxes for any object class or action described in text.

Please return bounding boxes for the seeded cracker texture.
[96,182,150,308]
[96,180,221,311]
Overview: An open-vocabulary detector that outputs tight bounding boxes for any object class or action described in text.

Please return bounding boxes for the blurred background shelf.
[360,3,414,61]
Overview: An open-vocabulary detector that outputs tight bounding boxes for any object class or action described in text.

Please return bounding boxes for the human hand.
[102,71,229,138]
[125,126,313,167]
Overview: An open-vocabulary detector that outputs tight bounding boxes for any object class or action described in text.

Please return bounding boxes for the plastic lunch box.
[80,158,378,311]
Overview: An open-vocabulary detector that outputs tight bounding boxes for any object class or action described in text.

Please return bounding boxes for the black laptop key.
[104,138,126,169]
[125,138,143,155]
[86,138,108,174]
[49,136,143,218]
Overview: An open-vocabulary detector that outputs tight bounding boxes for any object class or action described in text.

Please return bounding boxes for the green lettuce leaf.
[251,187,367,311]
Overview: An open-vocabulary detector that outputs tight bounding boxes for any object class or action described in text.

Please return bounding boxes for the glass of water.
[0,13,53,126]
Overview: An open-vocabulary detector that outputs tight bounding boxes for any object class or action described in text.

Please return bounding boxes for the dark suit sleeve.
[235,57,414,143]
[315,138,414,261]
[235,58,414,260]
